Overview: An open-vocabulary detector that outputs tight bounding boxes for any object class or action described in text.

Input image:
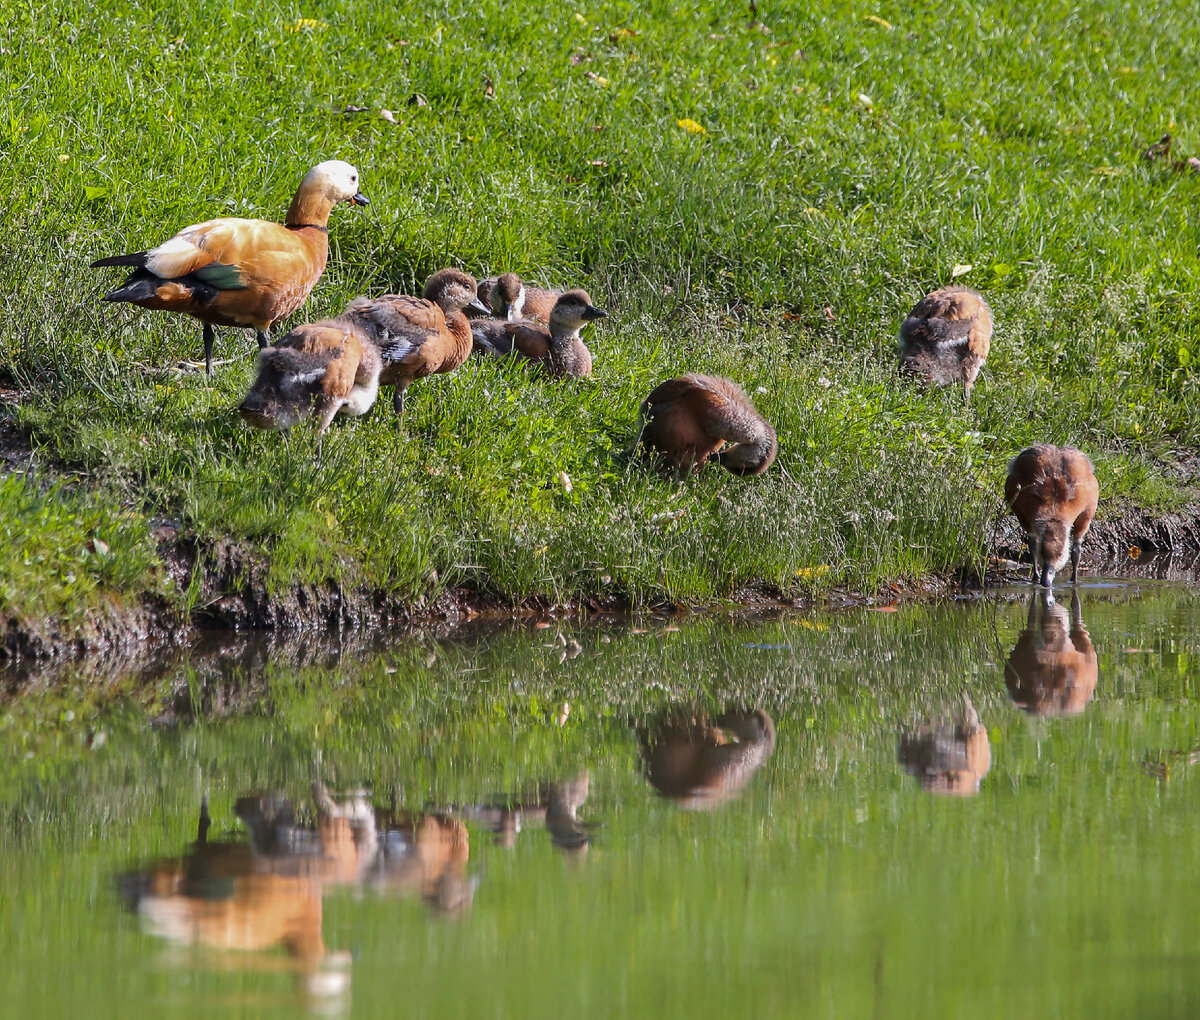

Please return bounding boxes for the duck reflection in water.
[120,783,474,1005]
[898,696,991,796]
[1004,590,1098,717]
[638,707,776,809]
[450,771,593,856]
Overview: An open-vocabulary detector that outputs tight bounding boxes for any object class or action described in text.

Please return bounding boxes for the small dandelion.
[285,17,327,32]
[676,118,707,134]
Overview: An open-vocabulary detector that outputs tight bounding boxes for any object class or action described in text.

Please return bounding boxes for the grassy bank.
[2,0,1200,624]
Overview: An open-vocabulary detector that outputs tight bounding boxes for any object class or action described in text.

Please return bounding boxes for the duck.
[346,268,488,415]
[1005,444,1099,588]
[471,290,606,378]
[1004,591,1098,716]
[477,272,562,323]
[635,373,778,478]
[897,285,992,402]
[897,696,991,797]
[238,316,382,434]
[91,160,369,376]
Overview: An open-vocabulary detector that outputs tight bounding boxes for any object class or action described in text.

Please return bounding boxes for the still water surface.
[3,579,1200,1018]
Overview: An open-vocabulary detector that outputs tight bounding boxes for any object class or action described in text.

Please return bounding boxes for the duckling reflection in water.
[446,770,593,857]
[119,784,474,1003]
[1004,590,1098,717]
[638,707,776,809]
[897,696,991,796]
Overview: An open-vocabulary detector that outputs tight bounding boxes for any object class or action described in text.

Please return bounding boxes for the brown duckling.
[636,373,778,478]
[238,318,382,434]
[898,696,991,796]
[898,285,992,402]
[471,289,606,378]
[346,268,488,415]
[1004,591,1098,716]
[477,272,563,323]
[1005,444,1099,588]
[92,160,369,376]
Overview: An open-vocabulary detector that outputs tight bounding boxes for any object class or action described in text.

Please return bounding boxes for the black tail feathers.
[90,251,149,269]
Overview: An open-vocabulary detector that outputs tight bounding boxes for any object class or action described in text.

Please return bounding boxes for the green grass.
[2,0,1200,620]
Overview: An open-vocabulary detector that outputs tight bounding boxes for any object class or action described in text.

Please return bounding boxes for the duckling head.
[490,273,526,321]
[238,348,321,430]
[1033,520,1070,587]
[424,268,491,315]
[302,160,369,207]
[549,290,607,335]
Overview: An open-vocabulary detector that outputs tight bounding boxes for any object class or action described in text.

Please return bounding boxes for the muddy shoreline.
[3,503,1198,675]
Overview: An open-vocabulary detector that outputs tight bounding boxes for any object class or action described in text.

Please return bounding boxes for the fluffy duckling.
[636,373,778,478]
[92,160,369,376]
[898,285,992,402]
[346,268,487,415]
[1005,444,1099,589]
[477,273,563,323]
[238,317,382,434]
[471,290,606,378]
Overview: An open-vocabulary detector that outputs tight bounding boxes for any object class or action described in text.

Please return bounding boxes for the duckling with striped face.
[472,289,606,378]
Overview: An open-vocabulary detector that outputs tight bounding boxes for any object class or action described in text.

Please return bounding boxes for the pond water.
[3,578,1200,1018]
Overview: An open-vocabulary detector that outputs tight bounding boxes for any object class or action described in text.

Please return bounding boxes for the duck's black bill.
[352,192,370,206]
[583,306,608,320]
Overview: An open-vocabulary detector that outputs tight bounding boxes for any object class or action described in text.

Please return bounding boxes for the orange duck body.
[92,160,368,375]
[638,373,778,478]
[1005,444,1099,588]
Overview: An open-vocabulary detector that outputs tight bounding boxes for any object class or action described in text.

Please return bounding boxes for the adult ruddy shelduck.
[91,160,369,376]
[471,290,606,378]
[636,373,778,478]
[477,272,563,323]
[346,268,487,416]
[1005,444,1099,588]
[898,285,993,402]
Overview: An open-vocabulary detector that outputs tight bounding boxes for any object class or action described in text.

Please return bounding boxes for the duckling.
[238,318,382,434]
[477,273,563,323]
[897,696,991,797]
[898,285,992,402]
[346,268,487,415]
[91,160,369,376]
[471,290,606,378]
[1005,444,1099,589]
[1004,591,1098,716]
[636,373,778,478]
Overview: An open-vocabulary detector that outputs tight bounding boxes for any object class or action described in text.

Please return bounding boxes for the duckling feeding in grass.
[238,318,382,434]
[1005,444,1099,589]
[898,285,992,402]
[636,373,777,478]
[471,290,605,378]
[92,160,369,376]
[347,268,487,416]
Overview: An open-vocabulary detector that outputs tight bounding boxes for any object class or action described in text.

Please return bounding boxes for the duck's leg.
[256,329,270,349]
[203,323,217,377]
[393,384,408,418]
[1070,537,1082,586]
